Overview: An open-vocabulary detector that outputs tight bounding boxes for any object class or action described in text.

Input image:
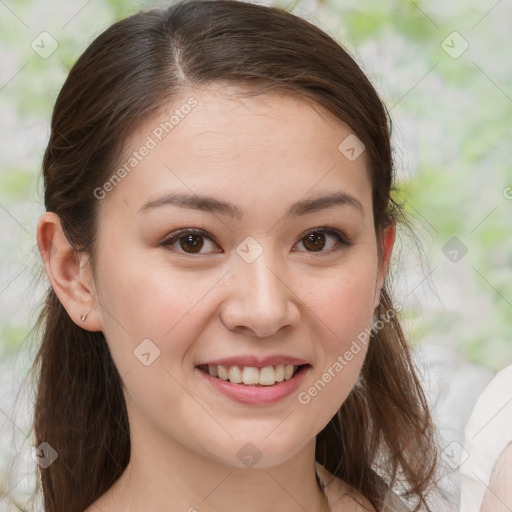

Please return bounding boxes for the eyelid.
[298,227,352,246]
[161,227,214,243]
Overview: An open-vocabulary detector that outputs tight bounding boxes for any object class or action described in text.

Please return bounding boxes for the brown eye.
[295,228,351,253]
[179,233,204,253]
[303,231,327,251]
[161,229,219,255]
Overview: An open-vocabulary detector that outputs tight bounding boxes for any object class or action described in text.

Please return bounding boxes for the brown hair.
[32,0,438,510]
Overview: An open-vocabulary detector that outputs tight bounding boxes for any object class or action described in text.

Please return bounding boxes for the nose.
[219,249,300,338]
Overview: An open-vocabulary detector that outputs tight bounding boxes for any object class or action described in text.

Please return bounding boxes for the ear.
[36,212,103,331]
[373,218,396,310]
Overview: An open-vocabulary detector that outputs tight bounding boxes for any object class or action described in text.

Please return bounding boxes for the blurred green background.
[0,0,510,509]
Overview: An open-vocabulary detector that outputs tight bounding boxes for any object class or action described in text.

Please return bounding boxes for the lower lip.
[196,366,310,405]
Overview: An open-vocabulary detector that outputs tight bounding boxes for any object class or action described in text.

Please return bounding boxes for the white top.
[315,462,411,511]
[460,364,512,512]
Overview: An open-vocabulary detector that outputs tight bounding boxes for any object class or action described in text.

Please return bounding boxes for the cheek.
[316,279,373,373]
[305,257,377,345]
[93,256,209,429]
[295,257,377,414]
[96,250,186,332]
[94,252,227,373]
[319,279,374,335]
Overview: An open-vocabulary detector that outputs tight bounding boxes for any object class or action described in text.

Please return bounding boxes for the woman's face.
[89,86,393,468]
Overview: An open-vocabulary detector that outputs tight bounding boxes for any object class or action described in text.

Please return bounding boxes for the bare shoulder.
[480,440,512,512]
[83,500,107,512]
[316,463,377,512]
[81,470,129,512]
[315,463,413,512]
[82,490,116,512]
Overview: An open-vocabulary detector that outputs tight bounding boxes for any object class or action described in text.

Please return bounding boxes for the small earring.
[80,312,88,322]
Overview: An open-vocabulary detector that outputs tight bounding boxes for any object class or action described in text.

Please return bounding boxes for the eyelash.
[160,227,353,256]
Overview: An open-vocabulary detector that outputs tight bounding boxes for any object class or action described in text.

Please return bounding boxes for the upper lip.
[197,355,310,368]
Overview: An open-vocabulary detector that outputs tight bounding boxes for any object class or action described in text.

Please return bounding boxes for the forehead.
[100,86,373,219]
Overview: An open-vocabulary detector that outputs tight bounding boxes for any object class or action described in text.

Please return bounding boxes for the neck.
[104,416,329,512]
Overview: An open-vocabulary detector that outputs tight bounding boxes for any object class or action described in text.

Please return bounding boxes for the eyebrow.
[138,191,363,218]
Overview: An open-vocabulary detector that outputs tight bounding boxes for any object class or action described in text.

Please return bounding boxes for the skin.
[37,85,395,512]
[480,441,512,512]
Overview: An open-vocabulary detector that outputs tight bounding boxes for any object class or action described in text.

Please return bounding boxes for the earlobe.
[36,212,103,331]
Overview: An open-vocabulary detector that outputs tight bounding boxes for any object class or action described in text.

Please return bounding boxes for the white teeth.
[284,364,295,380]
[242,366,260,385]
[204,363,301,385]
[217,365,229,381]
[259,366,276,386]
[228,365,243,384]
[275,364,285,382]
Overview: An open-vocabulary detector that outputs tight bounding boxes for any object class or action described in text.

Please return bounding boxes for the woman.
[33,0,438,510]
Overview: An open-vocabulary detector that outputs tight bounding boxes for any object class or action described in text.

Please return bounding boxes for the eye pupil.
[304,232,326,251]
[180,234,204,253]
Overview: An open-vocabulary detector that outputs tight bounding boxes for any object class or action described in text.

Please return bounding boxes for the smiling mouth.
[197,363,309,386]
